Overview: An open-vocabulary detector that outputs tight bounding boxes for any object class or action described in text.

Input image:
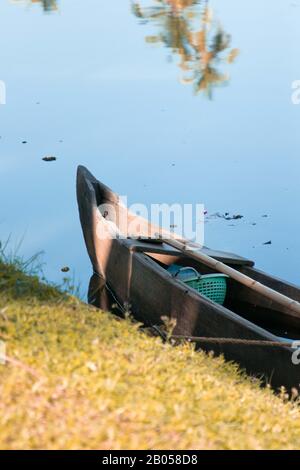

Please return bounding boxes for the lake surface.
[0,0,299,296]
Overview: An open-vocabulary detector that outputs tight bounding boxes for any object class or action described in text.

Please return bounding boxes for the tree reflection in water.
[13,0,239,98]
[132,0,239,98]
[14,0,58,12]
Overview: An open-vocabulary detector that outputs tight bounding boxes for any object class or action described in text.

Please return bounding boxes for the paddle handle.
[165,239,300,316]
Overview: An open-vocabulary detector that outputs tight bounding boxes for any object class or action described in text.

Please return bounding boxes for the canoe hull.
[88,240,299,391]
[77,166,300,391]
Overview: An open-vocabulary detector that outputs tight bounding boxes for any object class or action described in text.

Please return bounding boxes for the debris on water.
[22,141,27,144]
[42,156,57,162]
[263,240,272,245]
[252,223,257,226]
[262,214,268,218]
[206,212,222,220]
[61,267,70,273]
[207,212,244,221]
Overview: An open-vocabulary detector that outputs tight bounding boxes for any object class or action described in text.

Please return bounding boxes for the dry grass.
[1,260,300,450]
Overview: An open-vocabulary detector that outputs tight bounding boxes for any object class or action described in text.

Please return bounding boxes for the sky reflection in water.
[0,0,300,295]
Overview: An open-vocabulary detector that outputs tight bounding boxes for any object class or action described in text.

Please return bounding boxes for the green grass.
[1,258,300,449]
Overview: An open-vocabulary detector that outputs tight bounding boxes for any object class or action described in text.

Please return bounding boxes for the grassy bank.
[1,260,300,449]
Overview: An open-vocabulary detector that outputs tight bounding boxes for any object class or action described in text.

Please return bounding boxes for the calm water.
[0,0,300,295]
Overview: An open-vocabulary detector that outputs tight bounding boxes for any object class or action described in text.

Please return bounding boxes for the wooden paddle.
[165,238,300,316]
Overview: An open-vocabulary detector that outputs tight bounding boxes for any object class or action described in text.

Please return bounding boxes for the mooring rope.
[170,335,296,348]
[92,271,127,314]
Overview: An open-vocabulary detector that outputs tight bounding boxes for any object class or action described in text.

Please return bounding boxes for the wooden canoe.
[77,165,300,391]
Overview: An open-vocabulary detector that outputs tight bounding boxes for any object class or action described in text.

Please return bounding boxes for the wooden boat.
[77,165,300,391]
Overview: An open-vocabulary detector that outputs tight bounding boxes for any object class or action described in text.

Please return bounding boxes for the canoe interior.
[146,252,300,341]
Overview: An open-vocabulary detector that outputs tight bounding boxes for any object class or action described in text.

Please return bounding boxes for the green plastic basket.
[169,266,228,305]
[185,274,228,305]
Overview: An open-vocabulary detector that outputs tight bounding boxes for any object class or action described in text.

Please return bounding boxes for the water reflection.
[132,0,239,97]
[15,0,238,97]
[16,0,58,12]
